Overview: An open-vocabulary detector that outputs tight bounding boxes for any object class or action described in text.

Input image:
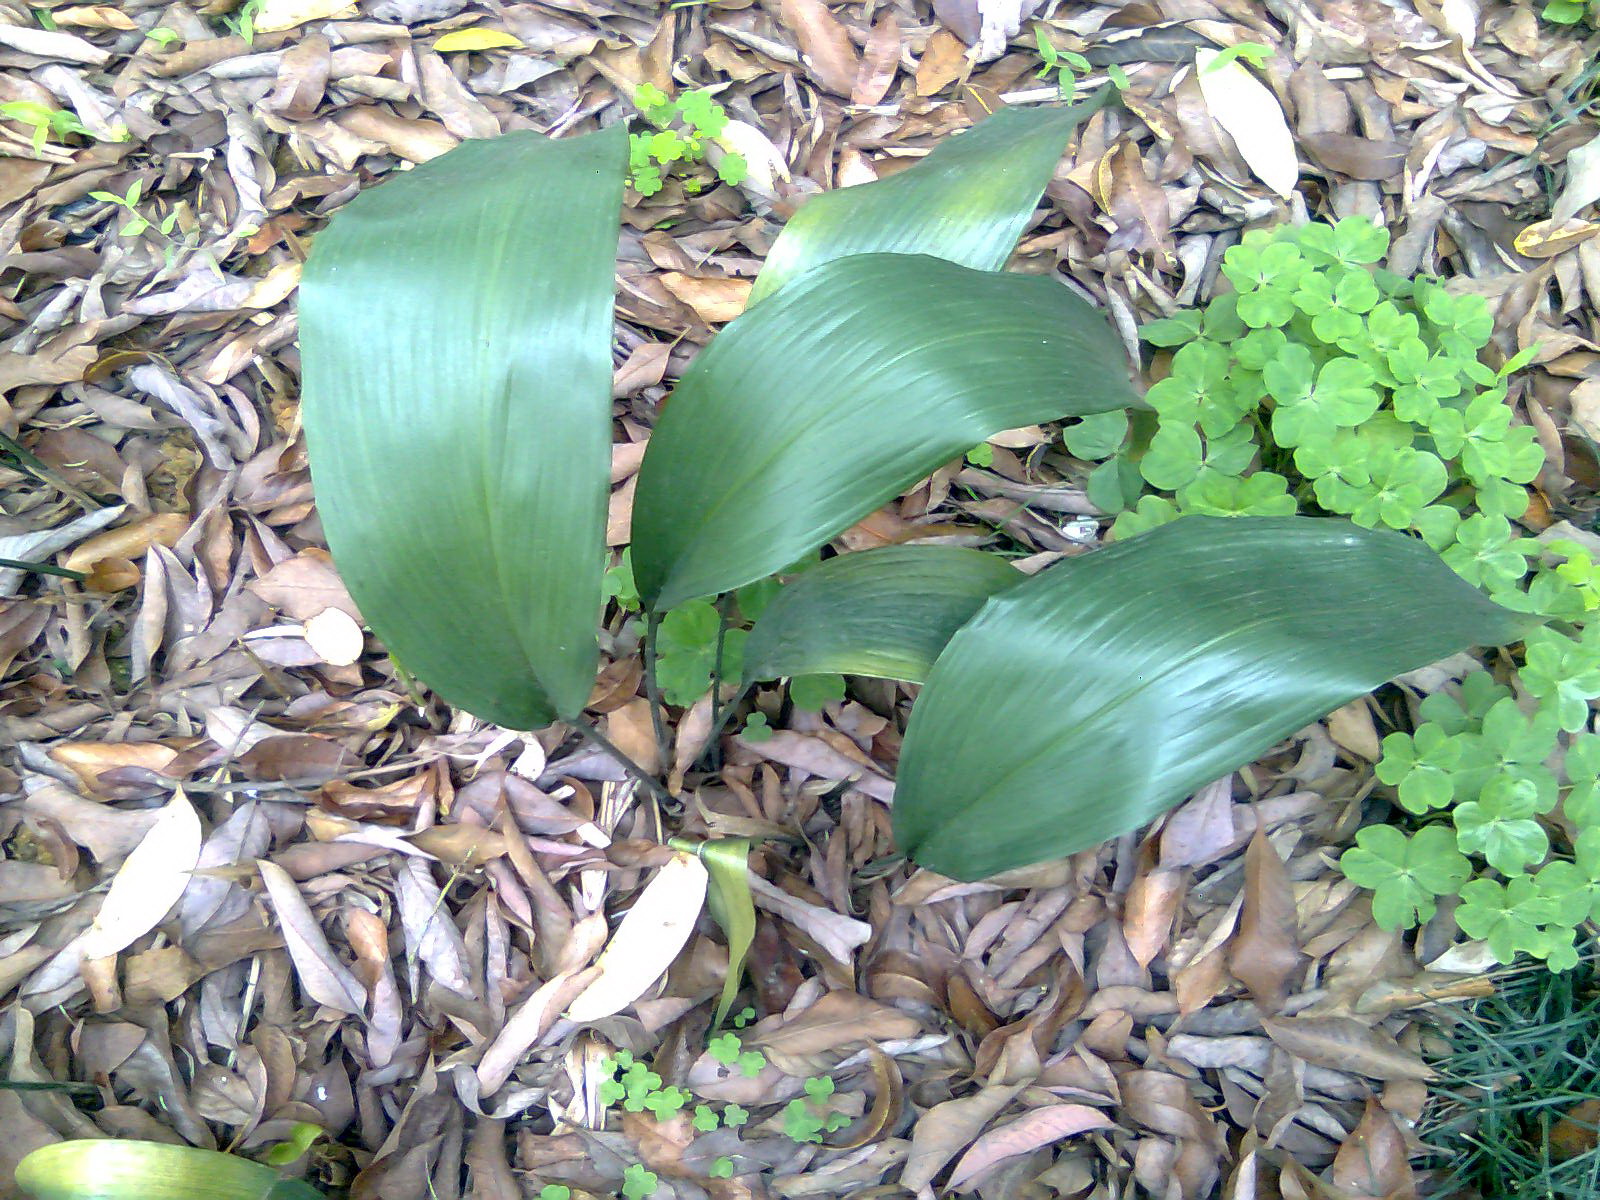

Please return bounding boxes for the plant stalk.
[573,720,673,806]
[642,610,668,756]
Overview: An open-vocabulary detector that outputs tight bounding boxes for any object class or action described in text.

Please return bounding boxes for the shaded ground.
[2,0,1598,1197]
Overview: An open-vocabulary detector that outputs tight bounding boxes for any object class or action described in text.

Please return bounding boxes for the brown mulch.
[2,0,1598,1197]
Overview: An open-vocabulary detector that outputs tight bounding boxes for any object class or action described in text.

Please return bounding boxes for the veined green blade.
[748,93,1109,306]
[895,517,1539,880]
[631,253,1136,611]
[300,127,626,727]
[16,1141,325,1200]
[743,546,1021,685]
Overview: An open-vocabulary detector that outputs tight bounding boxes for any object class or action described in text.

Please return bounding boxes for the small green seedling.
[1200,41,1272,72]
[221,0,265,44]
[692,1105,720,1132]
[628,84,747,197]
[710,1157,736,1179]
[730,1005,756,1028]
[145,26,182,47]
[621,1164,659,1200]
[538,1187,571,1200]
[706,1030,766,1077]
[1034,29,1091,99]
[89,181,180,241]
[722,1103,749,1128]
[260,1122,324,1166]
[1543,0,1596,23]
[782,1075,851,1144]
[0,100,89,153]
[965,442,995,468]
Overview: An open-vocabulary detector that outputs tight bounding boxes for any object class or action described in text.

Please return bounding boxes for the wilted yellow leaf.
[433,27,525,52]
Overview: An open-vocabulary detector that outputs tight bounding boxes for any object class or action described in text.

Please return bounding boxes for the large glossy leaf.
[631,253,1137,611]
[300,128,625,727]
[16,1141,325,1200]
[749,93,1109,305]
[894,517,1539,880]
[743,546,1021,685]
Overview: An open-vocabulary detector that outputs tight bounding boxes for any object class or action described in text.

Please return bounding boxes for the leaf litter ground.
[2,0,1599,1197]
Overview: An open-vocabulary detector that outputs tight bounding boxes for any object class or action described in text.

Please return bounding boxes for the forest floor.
[3,0,1599,1197]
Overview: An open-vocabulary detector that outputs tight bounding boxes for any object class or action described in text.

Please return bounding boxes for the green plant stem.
[643,610,668,753]
[701,682,751,770]
[707,593,733,770]
[573,720,673,805]
[0,557,87,580]
[0,429,102,513]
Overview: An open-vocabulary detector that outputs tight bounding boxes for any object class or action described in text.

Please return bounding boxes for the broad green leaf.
[895,516,1538,880]
[743,546,1020,685]
[748,93,1109,305]
[16,1141,325,1200]
[632,253,1137,610]
[673,837,757,1028]
[300,128,626,727]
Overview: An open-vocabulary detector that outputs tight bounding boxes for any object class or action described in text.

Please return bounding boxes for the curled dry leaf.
[77,789,202,960]
[565,852,708,1021]
[833,1047,905,1149]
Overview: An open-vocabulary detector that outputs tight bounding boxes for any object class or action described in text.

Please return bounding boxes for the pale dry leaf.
[477,965,603,1094]
[1194,50,1299,197]
[779,0,860,95]
[1331,1097,1417,1199]
[566,853,708,1021]
[1227,825,1304,1014]
[257,859,368,1016]
[77,789,202,961]
[659,273,752,325]
[749,990,921,1057]
[1123,868,1184,969]
[254,0,358,32]
[1260,1015,1434,1081]
[1555,135,1600,224]
[304,607,364,665]
[606,697,664,777]
[946,1104,1112,1189]
[900,1083,1025,1191]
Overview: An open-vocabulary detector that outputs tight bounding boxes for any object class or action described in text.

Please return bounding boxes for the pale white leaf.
[1555,135,1600,224]
[253,0,358,33]
[1195,50,1299,198]
[304,607,364,665]
[565,853,708,1022]
[76,789,202,960]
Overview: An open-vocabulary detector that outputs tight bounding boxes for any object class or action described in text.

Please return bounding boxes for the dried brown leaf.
[1331,1098,1417,1199]
[1227,825,1304,1014]
[1261,1015,1434,1081]
[946,1104,1112,1189]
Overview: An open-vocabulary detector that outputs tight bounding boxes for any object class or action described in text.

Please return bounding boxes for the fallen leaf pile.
[3,0,1597,1196]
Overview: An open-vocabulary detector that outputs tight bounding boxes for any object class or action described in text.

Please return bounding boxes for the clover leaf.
[693,1105,720,1132]
[1520,627,1600,733]
[1139,423,1203,490]
[1375,725,1461,813]
[622,1164,659,1200]
[1441,514,1533,592]
[1296,215,1389,268]
[1453,772,1550,874]
[1340,824,1470,930]
[1456,876,1548,962]
[1176,470,1297,517]
[722,1103,750,1128]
